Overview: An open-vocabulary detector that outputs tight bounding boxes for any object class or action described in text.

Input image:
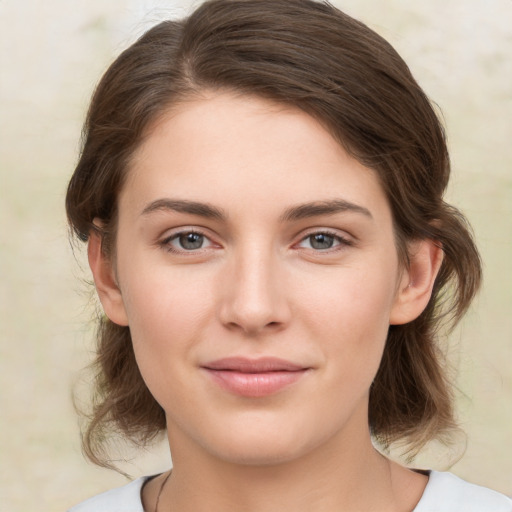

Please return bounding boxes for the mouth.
[201,357,310,398]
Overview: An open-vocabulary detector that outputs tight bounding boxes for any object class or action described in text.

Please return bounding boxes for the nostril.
[218,271,291,334]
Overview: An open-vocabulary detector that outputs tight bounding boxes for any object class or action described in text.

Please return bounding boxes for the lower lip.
[203,369,308,397]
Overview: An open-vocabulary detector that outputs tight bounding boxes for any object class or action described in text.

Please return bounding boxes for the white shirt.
[68,470,512,511]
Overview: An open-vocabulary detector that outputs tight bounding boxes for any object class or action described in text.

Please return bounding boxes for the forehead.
[121,92,391,225]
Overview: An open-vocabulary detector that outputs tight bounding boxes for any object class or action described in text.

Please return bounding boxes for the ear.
[389,238,443,325]
[87,226,129,326]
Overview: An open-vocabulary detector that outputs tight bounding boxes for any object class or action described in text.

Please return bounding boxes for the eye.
[162,230,214,252]
[297,231,352,251]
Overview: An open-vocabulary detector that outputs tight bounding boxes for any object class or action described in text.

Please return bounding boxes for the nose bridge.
[219,240,288,334]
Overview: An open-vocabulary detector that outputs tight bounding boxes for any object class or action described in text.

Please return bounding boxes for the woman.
[66,0,511,510]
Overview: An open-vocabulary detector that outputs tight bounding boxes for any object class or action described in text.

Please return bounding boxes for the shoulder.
[414,471,512,512]
[67,476,149,512]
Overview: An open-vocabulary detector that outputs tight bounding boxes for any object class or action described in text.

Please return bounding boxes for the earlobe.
[389,239,443,325]
[87,227,129,326]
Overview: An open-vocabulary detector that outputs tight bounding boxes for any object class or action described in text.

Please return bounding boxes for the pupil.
[180,233,203,250]
[311,233,333,249]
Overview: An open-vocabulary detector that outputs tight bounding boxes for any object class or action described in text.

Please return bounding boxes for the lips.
[201,357,310,397]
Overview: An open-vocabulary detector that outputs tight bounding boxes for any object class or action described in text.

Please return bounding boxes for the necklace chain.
[154,471,172,512]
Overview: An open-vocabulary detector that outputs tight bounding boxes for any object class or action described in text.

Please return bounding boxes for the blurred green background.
[0,0,510,510]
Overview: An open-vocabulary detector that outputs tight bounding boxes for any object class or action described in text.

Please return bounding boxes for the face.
[98,92,418,466]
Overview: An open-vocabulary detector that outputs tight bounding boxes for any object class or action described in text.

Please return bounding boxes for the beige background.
[0,0,511,510]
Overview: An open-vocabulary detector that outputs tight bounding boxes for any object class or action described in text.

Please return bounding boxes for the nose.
[218,245,291,336]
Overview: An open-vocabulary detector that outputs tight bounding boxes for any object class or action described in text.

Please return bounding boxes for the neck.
[153,422,422,512]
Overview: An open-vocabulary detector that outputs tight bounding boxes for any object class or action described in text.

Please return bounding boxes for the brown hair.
[66,0,481,468]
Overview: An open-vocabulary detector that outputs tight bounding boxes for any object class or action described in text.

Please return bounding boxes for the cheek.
[120,254,211,327]
[295,262,397,375]
[299,262,397,333]
[117,263,214,378]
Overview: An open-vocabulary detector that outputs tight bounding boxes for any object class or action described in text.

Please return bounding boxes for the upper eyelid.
[157,226,353,247]
[296,227,353,241]
[159,229,219,256]
[160,226,215,241]
[293,228,355,251]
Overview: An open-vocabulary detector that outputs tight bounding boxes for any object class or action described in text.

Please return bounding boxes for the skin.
[89,92,443,511]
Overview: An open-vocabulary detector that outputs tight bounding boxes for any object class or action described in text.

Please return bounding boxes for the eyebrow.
[279,199,372,222]
[140,198,372,222]
[141,199,227,220]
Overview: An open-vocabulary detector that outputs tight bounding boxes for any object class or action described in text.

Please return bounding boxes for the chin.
[199,418,321,467]
[213,439,306,467]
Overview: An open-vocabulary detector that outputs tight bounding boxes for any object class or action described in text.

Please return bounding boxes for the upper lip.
[202,357,307,373]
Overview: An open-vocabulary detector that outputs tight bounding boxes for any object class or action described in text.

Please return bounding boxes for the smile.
[201,357,310,397]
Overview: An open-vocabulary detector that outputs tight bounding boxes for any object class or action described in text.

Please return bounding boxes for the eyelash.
[160,229,215,254]
[295,230,354,252]
[159,228,354,255]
